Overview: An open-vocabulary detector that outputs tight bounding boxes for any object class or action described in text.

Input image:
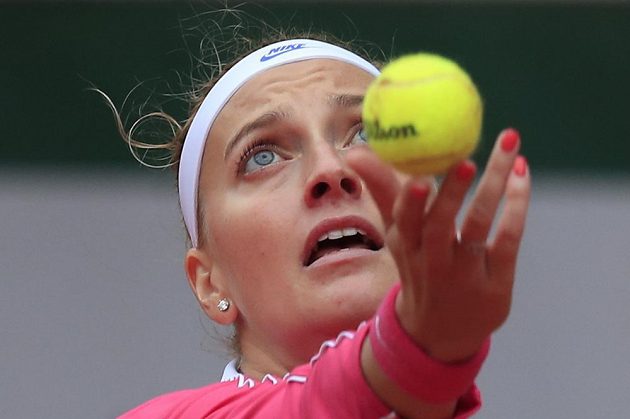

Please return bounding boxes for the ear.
[184,248,238,325]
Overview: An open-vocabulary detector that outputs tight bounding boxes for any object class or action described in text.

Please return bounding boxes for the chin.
[322,273,394,322]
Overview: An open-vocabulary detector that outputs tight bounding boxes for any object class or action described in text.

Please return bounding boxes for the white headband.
[178,38,381,247]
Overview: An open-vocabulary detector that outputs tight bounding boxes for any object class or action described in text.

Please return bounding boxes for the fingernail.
[410,183,430,200]
[500,128,520,152]
[513,155,528,176]
[455,160,476,181]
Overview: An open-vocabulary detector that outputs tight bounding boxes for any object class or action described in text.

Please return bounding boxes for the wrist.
[369,283,491,403]
[419,339,489,364]
[395,286,489,363]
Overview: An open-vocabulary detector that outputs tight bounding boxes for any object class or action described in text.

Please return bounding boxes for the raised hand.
[348,129,531,362]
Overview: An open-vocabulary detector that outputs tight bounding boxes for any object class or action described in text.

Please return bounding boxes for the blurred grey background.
[1,1,629,418]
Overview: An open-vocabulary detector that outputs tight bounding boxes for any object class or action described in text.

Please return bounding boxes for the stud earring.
[217,298,230,312]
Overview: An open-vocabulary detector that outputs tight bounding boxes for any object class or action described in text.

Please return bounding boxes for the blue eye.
[348,126,368,147]
[254,150,274,165]
[244,148,281,173]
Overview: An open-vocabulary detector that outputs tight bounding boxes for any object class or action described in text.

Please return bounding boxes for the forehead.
[214,59,375,128]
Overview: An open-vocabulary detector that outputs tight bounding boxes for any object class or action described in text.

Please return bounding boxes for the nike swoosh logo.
[260,45,307,62]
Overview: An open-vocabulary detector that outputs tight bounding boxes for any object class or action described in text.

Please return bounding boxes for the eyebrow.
[328,94,364,108]
[223,94,364,161]
[224,110,289,161]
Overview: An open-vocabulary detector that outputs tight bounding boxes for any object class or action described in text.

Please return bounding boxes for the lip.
[302,215,384,267]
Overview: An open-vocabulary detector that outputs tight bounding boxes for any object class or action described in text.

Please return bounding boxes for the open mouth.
[305,227,382,266]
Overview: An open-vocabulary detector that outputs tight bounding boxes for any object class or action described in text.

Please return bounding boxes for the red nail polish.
[500,128,520,152]
[455,161,476,181]
[410,183,430,200]
[513,156,528,176]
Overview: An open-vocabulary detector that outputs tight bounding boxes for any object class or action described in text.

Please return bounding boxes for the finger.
[488,155,531,282]
[424,160,477,251]
[460,128,520,243]
[393,179,432,250]
[346,146,402,226]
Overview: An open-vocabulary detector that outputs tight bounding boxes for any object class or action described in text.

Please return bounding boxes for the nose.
[303,146,363,207]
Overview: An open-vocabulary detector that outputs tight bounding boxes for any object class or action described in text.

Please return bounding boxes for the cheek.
[208,192,302,322]
[209,189,299,276]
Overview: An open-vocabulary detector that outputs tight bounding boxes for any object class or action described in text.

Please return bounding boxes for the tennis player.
[116,36,530,418]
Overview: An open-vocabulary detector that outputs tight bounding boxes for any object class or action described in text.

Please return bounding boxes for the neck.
[236,322,325,379]
[238,336,296,379]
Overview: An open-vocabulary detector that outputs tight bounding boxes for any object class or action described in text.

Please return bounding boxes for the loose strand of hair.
[89,86,181,169]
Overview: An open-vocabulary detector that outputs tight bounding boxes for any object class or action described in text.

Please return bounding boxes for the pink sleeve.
[118,323,482,418]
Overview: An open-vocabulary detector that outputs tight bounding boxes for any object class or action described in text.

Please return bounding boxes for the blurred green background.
[2,1,629,173]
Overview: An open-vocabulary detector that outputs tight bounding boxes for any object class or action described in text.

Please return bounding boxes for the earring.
[217,298,230,312]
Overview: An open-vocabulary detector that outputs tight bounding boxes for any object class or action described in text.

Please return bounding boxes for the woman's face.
[196,59,398,371]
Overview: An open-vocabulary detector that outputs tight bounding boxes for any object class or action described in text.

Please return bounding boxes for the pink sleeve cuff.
[369,283,490,404]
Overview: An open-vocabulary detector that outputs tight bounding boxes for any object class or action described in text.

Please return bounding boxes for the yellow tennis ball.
[362,53,483,175]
